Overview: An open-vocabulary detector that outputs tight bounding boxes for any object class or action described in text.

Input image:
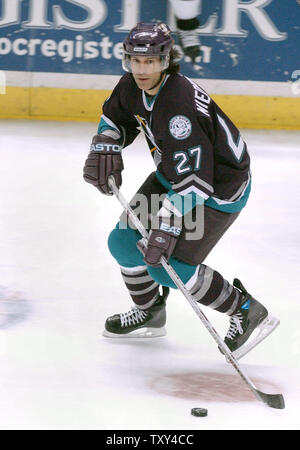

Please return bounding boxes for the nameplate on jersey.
[186,77,211,118]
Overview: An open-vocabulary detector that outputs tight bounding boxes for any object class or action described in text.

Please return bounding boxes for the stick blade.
[256,390,285,409]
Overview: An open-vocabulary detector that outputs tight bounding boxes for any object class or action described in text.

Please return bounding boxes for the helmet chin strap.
[147,72,166,93]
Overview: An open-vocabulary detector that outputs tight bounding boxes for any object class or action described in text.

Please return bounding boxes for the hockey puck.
[191,408,208,417]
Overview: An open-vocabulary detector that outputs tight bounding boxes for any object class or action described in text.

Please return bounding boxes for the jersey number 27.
[173,146,202,175]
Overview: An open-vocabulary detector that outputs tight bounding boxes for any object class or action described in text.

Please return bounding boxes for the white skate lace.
[120,308,148,328]
[177,29,200,49]
[226,313,244,340]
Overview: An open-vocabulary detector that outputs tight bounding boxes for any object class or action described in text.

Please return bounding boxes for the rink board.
[0,0,300,128]
[1,82,300,130]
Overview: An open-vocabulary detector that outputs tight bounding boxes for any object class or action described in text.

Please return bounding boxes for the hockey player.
[83,22,279,358]
[170,0,201,62]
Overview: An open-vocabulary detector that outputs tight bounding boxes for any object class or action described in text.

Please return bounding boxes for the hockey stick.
[108,177,285,410]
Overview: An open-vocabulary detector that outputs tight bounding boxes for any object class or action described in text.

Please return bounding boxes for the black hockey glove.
[83,134,123,195]
[137,217,182,268]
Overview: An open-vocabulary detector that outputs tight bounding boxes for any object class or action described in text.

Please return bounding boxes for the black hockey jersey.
[98,72,251,214]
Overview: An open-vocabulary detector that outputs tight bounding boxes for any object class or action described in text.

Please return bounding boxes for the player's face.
[130,56,164,93]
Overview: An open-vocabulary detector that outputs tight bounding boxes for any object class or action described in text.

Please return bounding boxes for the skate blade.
[102,326,167,339]
[227,315,280,362]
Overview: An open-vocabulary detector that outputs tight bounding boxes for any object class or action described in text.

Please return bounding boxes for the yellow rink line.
[0,86,299,129]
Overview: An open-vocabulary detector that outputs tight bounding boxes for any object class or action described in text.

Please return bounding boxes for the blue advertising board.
[0,0,299,82]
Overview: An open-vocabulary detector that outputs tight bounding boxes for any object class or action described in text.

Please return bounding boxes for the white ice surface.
[0,120,299,430]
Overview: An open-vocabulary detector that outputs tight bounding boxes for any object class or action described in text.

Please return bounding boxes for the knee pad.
[107,224,144,267]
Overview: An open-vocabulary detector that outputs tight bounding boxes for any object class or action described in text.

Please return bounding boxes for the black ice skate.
[223,279,280,360]
[103,287,169,338]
